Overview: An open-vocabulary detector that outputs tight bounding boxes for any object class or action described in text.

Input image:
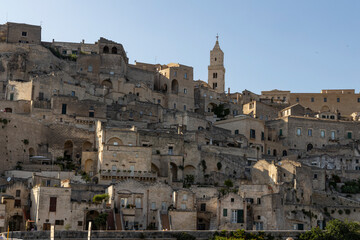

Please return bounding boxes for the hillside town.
[0,22,360,234]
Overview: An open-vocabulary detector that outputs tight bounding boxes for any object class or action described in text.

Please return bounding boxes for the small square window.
[231,198,234,202]
[337,98,340,102]
[223,208,227,216]
[314,174,318,179]
[234,130,239,135]
[311,97,314,102]
[22,32,27,37]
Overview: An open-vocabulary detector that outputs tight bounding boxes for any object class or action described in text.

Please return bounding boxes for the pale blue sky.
[1,0,359,94]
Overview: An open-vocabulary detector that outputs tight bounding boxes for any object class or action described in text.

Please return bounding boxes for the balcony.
[100,170,157,182]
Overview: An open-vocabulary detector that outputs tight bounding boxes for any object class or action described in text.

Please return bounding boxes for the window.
[71,91,75,97]
[308,129,312,136]
[89,111,94,118]
[173,71,177,77]
[213,82,217,89]
[157,99,161,104]
[311,97,314,102]
[55,220,64,225]
[88,65,93,72]
[183,194,188,201]
[314,174,318,179]
[181,204,186,210]
[213,72,217,78]
[347,132,352,139]
[168,146,174,155]
[279,129,283,136]
[231,198,234,203]
[151,202,156,210]
[184,73,188,79]
[257,198,261,204]
[337,98,340,102]
[250,129,256,139]
[324,97,327,102]
[49,197,57,212]
[16,190,21,197]
[183,105,187,111]
[296,97,299,102]
[261,132,264,141]
[200,203,206,212]
[62,50,67,55]
[72,50,78,55]
[223,209,228,217]
[331,131,335,140]
[358,98,360,103]
[234,130,239,135]
[184,88,187,94]
[78,221,83,226]
[61,104,67,114]
[231,210,244,223]
[38,92,44,100]
[14,199,21,208]
[173,103,176,109]
[10,93,14,101]
[320,130,325,138]
[22,32,27,37]
[135,198,141,208]
[296,128,301,136]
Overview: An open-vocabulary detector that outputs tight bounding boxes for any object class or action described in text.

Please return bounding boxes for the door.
[43,223,51,230]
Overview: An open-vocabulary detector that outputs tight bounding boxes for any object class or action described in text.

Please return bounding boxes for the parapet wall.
[2,230,304,240]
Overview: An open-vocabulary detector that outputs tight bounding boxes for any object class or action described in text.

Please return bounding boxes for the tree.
[92,193,109,203]
[213,104,230,119]
[299,219,360,240]
[94,213,108,230]
[224,179,233,188]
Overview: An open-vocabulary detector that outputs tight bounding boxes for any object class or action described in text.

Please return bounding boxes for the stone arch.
[85,210,100,230]
[307,143,313,151]
[28,148,35,157]
[207,103,217,112]
[82,141,92,152]
[170,162,178,181]
[111,47,117,54]
[151,163,160,176]
[282,150,287,157]
[184,165,196,176]
[107,137,123,146]
[9,215,23,231]
[84,159,94,174]
[5,107,12,113]
[101,79,112,89]
[171,79,179,94]
[320,105,330,112]
[64,140,73,160]
[162,83,168,93]
[103,46,109,54]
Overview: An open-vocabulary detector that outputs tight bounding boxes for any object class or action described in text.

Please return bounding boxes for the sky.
[0,0,359,94]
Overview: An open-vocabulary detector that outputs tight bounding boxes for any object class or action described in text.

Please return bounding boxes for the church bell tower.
[208,35,225,93]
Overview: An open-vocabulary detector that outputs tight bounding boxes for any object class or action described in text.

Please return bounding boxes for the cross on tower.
[216,33,219,41]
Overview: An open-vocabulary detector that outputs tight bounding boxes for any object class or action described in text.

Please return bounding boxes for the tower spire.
[216,33,219,42]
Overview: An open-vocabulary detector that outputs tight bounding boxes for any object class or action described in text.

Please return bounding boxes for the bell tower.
[208,35,225,93]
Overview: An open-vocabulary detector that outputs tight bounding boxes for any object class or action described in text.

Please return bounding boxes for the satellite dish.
[7,177,11,182]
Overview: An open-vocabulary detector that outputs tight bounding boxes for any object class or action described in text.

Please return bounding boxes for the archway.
[107,137,122,146]
[170,163,178,181]
[307,143,313,151]
[171,79,179,94]
[85,210,100,230]
[82,141,92,152]
[111,47,117,54]
[64,140,73,160]
[101,79,112,89]
[84,159,94,175]
[282,150,287,157]
[273,149,277,156]
[162,84,168,93]
[184,165,196,176]
[207,103,217,113]
[151,163,160,176]
[103,46,109,54]
[5,108,12,113]
[28,148,35,157]
[9,215,23,231]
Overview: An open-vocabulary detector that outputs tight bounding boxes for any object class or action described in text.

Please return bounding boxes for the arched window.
[213,72,217,78]
[103,46,109,54]
[307,143,313,151]
[111,47,117,54]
